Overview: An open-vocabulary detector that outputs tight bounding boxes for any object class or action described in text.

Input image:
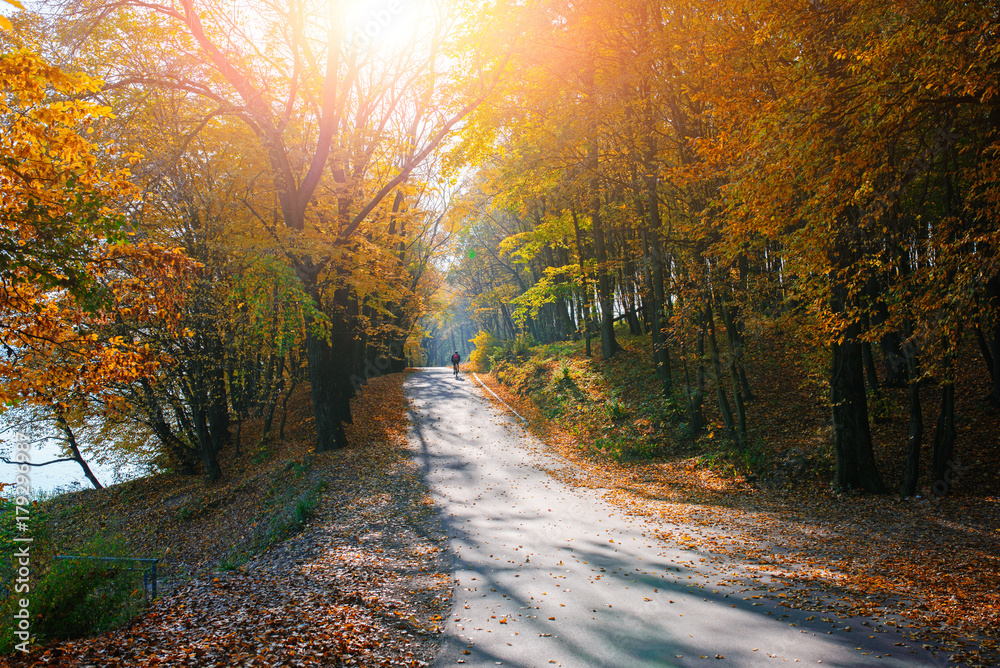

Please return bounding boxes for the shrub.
[468,330,500,371]
[489,334,535,366]
[31,538,147,640]
[0,528,149,653]
[558,362,572,382]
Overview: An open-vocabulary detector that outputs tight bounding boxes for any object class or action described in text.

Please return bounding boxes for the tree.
[46,0,503,451]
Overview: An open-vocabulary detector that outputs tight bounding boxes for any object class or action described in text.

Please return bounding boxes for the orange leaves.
[483,327,1000,660]
[0,51,195,410]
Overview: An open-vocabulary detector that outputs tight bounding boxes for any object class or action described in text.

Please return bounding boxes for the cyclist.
[451,351,461,378]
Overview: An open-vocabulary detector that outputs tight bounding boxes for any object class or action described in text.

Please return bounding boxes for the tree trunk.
[621,262,643,335]
[901,332,922,496]
[705,301,741,447]
[571,210,594,357]
[194,400,221,482]
[690,321,706,436]
[279,369,298,440]
[584,69,620,361]
[305,326,350,451]
[830,285,885,493]
[139,378,198,474]
[55,413,104,490]
[719,300,749,445]
[591,193,619,360]
[861,337,881,395]
[720,297,753,403]
[262,356,285,440]
[982,276,1000,408]
[207,338,230,449]
[931,380,957,496]
[647,231,672,397]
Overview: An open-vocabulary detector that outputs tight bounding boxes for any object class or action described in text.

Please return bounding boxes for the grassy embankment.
[475,320,1000,664]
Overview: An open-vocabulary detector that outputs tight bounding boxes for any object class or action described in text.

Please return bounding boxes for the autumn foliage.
[449,0,1000,495]
[0,49,192,411]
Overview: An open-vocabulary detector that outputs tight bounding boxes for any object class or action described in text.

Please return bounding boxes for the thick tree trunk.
[305,327,350,451]
[830,286,885,492]
[295,261,352,452]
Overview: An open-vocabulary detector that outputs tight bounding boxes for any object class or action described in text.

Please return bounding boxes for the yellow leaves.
[0,0,21,32]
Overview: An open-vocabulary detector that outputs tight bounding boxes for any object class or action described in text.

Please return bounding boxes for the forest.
[2,0,1000,662]
[3,0,999,495]
[1,0,998,490]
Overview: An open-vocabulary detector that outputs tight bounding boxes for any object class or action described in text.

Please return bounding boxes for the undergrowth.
[218,472,326,572]
[487,327,793,480]
[0,499,151,653]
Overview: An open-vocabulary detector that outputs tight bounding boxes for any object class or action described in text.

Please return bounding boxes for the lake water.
[1,432,151,497]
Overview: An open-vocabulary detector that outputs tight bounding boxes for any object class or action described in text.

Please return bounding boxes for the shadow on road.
[403,368,955,668]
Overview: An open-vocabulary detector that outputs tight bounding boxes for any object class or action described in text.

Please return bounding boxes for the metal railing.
[54,555,160,598]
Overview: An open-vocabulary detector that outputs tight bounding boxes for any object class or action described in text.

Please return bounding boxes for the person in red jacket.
[451,351,461,378]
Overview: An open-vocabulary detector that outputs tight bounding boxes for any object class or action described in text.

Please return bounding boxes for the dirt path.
[405,367,949,667]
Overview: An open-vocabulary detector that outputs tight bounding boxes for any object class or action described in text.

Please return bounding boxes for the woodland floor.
[6,374,452,668]
[476,321,1000,667]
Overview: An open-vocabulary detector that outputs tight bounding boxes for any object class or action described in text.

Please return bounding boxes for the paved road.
[405,368,950,667]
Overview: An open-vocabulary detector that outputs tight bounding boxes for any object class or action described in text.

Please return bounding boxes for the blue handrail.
[54,555,160,598]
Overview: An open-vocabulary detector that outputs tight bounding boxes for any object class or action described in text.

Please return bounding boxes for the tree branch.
[1,456,79,467]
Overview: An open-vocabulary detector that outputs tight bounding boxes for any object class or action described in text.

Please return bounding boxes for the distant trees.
[451,0,1000,494]
[1,0,491,481]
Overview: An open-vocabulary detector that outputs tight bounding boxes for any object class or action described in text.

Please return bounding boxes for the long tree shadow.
[402,368,961,668]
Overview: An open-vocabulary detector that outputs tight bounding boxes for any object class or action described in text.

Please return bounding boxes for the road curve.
[404,367,948,668]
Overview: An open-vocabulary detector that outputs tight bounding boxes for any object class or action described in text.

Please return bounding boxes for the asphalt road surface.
[405,368,952,668]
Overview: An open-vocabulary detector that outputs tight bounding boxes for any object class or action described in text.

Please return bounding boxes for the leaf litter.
[8,372,452,668]
[475,334,1000,667]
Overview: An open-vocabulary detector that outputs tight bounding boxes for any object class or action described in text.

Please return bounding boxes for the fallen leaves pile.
[10,373,452,667]
[476,330,1000,666]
